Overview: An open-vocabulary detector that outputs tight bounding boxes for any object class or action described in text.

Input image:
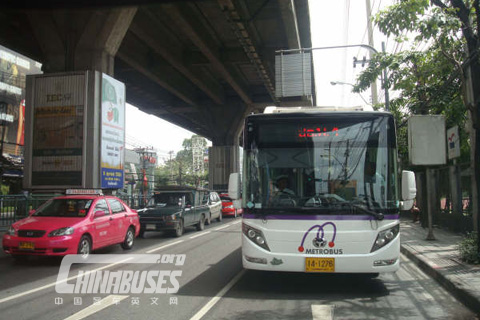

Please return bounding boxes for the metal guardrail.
[0,194,58,230]
[0,194,150,231]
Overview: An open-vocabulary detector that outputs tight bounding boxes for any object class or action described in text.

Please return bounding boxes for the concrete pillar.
[208,145,239,191]
[27,7,137,75]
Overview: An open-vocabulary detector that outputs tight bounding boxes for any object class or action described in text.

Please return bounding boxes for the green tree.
[154,135,209,187]
[354,0,480,240]
[354,0,469,167]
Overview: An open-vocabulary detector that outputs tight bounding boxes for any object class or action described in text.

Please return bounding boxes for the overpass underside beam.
[28,7,137,75]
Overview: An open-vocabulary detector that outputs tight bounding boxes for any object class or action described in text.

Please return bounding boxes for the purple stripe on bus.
[242,213,399,220]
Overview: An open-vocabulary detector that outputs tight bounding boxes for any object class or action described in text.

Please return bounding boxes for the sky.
[309,0,396,107]
[125,0,398,159]
[125,104,198,162]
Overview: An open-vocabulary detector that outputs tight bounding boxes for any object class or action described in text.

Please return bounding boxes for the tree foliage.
[353,0,471,167]
[154,135,208,188]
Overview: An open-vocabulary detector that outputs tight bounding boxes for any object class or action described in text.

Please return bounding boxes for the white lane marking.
[64,295,129,320]
[189,231,211,239]
[1,221,238,305]
[0,257,132,305]
[145,240,184,253]
[311,305,335,320]
[213,224,232,231]
[189,269,246,320]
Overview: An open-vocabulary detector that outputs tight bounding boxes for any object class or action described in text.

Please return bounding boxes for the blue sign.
[101,168,124,189]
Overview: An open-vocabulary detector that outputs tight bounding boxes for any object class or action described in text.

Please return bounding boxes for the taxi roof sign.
[66,189,103,195]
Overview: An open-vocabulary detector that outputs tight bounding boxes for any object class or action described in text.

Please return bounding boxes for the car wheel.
[174,219,184,237]
[78,235,92,258]
[138,228,145,238]
[196,214,205,231]
[205,213,211,225]
[217,212,223,222]
[121,227,135,250]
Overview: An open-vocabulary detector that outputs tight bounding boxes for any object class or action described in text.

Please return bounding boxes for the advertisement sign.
[100,73,125,189]
[407,115,446,166]
[31,74,85,186]
[0,45,42,157]
[447,126,460,160]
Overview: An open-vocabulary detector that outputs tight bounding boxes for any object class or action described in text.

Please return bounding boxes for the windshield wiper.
[346,203,384,220]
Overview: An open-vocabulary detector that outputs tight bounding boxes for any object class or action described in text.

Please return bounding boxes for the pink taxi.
[2,191,140,259]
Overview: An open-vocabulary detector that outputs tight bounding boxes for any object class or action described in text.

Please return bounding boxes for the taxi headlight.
[48,227,74,237]
[7,226,16,236]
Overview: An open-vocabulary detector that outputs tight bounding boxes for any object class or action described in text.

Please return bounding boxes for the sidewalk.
[400,218,480,315]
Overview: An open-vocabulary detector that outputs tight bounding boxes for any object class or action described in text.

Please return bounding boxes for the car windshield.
[33,199,93,217]
[147,193,185,207]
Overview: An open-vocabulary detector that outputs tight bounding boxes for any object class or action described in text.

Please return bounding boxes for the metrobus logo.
[298,222,343,255]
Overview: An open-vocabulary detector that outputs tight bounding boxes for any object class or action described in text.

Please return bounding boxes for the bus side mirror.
[228,173,241,200]
[400,170,416,211]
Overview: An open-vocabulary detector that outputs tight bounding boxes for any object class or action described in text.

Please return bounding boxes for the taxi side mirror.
[94,210,106,218]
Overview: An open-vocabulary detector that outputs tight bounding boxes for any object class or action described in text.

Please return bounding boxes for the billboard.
[24,71,126,190]
[30,74,85,186]
[101,74,125,189]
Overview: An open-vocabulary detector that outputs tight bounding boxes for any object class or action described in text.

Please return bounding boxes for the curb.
[400,244,480,315]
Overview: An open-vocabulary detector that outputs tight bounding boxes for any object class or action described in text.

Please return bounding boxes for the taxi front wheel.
[78,235,91,258]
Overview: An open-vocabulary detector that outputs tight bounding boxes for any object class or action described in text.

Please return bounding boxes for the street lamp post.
[330,81,371,106]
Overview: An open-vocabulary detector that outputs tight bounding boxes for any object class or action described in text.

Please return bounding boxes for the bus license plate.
[19,242,35,250]
[305,257,335,272]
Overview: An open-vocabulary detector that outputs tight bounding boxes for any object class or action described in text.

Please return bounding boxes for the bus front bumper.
[242,236,400,273]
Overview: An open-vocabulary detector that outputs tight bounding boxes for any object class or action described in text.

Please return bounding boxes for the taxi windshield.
[33,199,93,217]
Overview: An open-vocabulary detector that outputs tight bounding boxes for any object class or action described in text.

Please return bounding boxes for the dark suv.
[137,186,210,237]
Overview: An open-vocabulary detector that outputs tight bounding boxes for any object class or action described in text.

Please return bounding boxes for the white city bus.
[229,107,416,275]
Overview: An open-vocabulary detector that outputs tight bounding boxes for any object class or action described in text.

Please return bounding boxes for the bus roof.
[249,108,392,120]
[263,106,369,113]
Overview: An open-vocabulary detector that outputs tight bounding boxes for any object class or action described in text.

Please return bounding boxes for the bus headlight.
[371,224,399,252]
[242,223,270,251]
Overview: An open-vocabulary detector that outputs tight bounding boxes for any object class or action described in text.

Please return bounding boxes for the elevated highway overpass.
[0,0,313,189]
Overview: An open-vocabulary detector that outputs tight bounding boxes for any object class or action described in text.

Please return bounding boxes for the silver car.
[205,191,222,225]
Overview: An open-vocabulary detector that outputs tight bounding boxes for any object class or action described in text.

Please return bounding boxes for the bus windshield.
[244,113,399,215]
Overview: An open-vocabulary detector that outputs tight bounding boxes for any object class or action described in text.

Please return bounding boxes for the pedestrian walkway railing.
[0,193,150,231]
[0,194,57,230]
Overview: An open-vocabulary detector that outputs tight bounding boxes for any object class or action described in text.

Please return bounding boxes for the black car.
[137,186,210,237]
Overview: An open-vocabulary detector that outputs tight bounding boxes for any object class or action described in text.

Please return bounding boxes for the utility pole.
[168,150,175,184]
[365,0,378,105]
[135,147,157,206]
